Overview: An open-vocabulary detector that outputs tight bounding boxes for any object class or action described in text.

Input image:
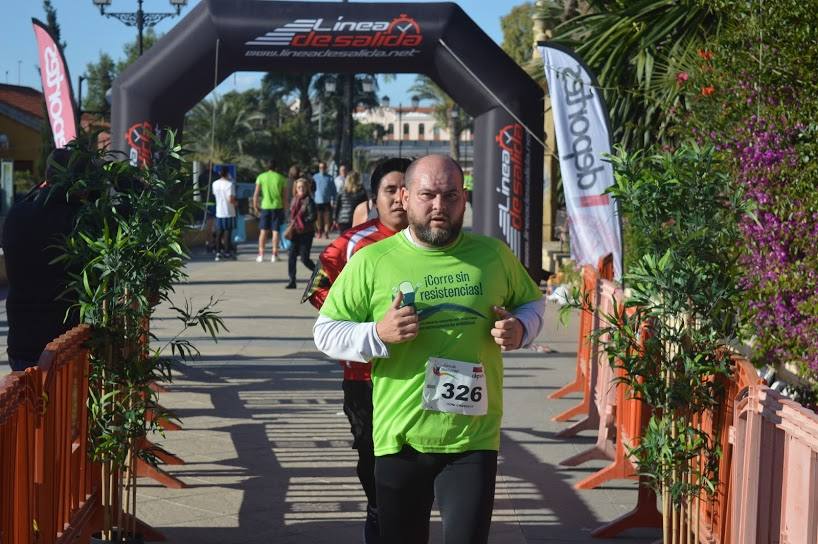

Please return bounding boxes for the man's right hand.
[375,291,419,344]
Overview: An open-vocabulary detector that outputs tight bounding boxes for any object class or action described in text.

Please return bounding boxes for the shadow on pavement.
[142,356,658,544]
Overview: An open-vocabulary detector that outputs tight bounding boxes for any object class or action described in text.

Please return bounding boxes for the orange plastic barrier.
[34,325,98,544]
[549,264,598,407]
[590,355,763,540]
[551,254,615,436]
[687,356,760,544]
[0,370,40,544]
[1,326,170,543]
[560,279,622,473]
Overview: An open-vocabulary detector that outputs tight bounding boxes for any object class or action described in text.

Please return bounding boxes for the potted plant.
[54,131,225,542]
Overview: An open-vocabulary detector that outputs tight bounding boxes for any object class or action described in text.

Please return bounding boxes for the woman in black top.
[286,178,317,289]
[333,170,368,233]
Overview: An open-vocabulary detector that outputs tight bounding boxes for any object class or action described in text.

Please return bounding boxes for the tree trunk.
[299,76,313,122]
[448,112,460,162]
[341,74,354,167]
[334,96,343,165]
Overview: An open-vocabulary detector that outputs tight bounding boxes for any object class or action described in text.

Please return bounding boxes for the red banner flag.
[32,18,77,147]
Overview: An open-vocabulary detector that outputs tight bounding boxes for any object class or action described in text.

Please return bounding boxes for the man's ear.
[400,186,409,207]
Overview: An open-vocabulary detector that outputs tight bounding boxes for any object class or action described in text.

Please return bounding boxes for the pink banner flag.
[32,18,77,147]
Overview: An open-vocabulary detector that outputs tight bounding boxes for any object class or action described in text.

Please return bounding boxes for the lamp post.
[92,0,187,56]
[397,103,402,159]
[78,75,86,118]
[396,95,420,159]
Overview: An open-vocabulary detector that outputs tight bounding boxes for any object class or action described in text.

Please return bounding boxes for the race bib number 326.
[422,357,488,416]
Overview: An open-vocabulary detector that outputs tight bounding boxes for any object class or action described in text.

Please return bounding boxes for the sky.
[2,0,515,107]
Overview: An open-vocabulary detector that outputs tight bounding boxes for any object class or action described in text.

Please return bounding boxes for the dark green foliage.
[54,131,226,470]
[543,0,721,150]
[501,3,536,66]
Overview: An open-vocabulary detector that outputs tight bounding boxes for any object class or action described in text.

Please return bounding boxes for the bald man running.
[314,154,545,544]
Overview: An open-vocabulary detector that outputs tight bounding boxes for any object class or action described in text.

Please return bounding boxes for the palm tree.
[538,0,722,150]
[262,73,315,121]
[312,73,381,164]
[409,76,471,161]
[183,91,264,164]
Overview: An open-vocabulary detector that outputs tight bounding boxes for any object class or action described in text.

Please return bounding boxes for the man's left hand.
[491,306,523,351]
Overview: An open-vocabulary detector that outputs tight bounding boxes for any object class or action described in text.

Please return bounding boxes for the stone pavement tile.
[136,496,226,527]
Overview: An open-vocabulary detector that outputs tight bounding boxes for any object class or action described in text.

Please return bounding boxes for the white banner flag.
[539,44,622,280]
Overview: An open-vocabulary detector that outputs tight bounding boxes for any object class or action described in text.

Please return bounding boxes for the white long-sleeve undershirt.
[313,297,545,363]
[313,228,546,362]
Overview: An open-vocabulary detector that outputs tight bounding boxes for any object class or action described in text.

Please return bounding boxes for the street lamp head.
[381,95,390,108]
[324,77,337,94]
[92,0,111,13]
[361,75,374,94]
[169,0,187,14]
[411,95,420,109]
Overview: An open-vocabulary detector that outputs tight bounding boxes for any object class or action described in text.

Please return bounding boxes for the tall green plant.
[564,143,748,542]
[54,132,225,541]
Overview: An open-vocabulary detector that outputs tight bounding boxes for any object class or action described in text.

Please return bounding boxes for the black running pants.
[375,446,497,544]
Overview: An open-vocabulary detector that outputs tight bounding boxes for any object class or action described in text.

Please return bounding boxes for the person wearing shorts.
[253,159,287,263]
[212,167,238,261]
[312,161,336,239]
[314,155,545,543]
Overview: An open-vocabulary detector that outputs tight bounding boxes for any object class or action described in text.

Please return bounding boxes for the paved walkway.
[0,217,660,543]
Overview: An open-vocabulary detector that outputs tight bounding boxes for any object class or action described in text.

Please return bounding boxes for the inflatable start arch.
[111,0,544,281]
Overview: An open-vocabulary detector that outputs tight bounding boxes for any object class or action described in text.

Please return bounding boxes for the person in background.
[333,170,368,233]
[286,178,317,289]
[351,192,376,227]
[334,163,348,194]
[212,166,238,261]
[312,161,336,239]
[351,158,415,227]
[253,159,288,263]
[463,168,474,210]
[287,164,302,200]
[3,148,83,370]
[304,156,411,543]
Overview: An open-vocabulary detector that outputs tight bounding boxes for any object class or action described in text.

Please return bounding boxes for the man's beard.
[410,214,463,247]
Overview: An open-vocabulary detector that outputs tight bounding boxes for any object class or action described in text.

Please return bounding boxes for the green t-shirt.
[255,170,287,210]
[320,230,542,456]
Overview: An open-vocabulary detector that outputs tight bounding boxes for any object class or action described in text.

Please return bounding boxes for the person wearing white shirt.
[212,167,238,261]
[334,163,348,194]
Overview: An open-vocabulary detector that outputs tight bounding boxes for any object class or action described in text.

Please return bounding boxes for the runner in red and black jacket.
[303,157,410,543]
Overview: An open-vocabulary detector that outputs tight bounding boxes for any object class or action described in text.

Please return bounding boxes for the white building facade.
[353,105,473,143]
